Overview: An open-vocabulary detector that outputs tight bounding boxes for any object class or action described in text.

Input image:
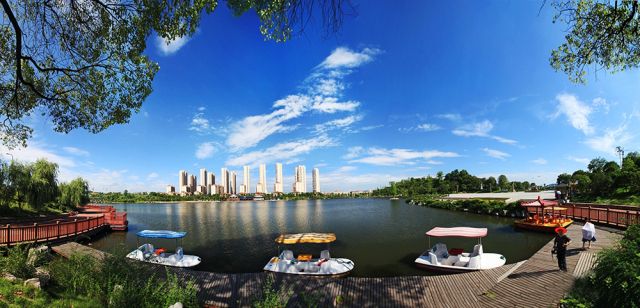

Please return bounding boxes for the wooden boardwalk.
[50,223,621,307]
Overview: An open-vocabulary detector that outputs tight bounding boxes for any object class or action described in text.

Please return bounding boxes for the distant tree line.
[90,191,370,203]
[372,170,538,197]
[557,152,640,201]
[0,159,89,214]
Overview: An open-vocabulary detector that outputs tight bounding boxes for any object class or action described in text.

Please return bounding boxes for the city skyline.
[2,1,639,193]
[169,163,321,195]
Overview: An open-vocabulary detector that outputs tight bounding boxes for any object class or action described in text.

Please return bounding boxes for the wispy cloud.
[399,123,441,133]
[552,93,594,135]
[314,114,363,133]
[195,142,217,159]
[311,97,360,113]
[2,142,76,168]
[437,113,462,122]
[189,112,211,134]
[318,47,381,69]
[343,146,365,159]
[567,156,590,165]
[225,135,336,167]
[583,124,632,154]
[348,147,459,166]
[452,120,517,144]
[63,146,89,157]
[482,148,510,160]
[531,158,547,165]
[155,35,191,55]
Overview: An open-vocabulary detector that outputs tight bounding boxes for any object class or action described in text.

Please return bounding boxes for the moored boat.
[263,233,354,277]
[126,230,201,268]
[514,197,573,233]
[415,227,506,274]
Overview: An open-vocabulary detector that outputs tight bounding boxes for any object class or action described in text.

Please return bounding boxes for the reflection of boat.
[126,230,201,268]
[415,227,506,274]
[263,233,354,277]
[514,197,573,233]
[390,197,399,200]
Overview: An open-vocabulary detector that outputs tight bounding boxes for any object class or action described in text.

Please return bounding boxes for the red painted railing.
[79,205,128,230]
[0,216,106,246]
[565,203,640,228]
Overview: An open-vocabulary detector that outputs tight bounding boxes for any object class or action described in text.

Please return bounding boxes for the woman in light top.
[582,220,596,250]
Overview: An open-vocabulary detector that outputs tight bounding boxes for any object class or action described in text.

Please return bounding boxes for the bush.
[0,244,35,279]
[408,198,523,216]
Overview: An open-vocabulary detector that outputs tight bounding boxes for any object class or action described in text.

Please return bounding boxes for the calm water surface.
[91,199,551,277]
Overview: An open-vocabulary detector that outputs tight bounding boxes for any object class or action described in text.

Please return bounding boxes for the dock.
[50,223,616,307]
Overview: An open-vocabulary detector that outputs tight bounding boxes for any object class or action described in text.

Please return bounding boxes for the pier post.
[57,221,61,239]
[34,223,38,243]
[6,224,10,247]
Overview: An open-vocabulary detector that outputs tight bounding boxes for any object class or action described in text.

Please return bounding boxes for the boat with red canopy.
[414,227,506,274]
[514,196,573,233]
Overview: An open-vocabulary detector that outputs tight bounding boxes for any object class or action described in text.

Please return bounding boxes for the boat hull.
[263,257,354,277]
[513,219,573,233]
[414,252,506,274]
[126,246,201,268]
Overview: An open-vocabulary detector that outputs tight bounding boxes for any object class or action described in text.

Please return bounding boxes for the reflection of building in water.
[274,200,286,231]
[273,163,284,194]
[294,199,310,230]
[255,201,269,235]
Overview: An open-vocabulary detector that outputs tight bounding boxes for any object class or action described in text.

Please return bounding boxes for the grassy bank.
[407,196,525,217]
[561,224,640,307]
[0,245,198,307]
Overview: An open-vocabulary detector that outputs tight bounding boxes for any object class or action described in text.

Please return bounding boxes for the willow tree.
[0,0,352,148]
[551,0,640,83]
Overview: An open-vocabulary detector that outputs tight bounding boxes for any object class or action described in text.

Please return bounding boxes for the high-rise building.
[293,165,306,193]
[188,175,196,193]
[220,168,229,194]
[200,168,208,193]
[257,163,268,194]
[312,168,320,193]
[230,171,237,194]
[207,172,215,195]
[166,185,175,194]
[242,165,250,194]
[274,163,283,193]
[179,170,188,194]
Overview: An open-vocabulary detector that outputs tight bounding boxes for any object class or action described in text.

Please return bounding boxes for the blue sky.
[4,1,640,192]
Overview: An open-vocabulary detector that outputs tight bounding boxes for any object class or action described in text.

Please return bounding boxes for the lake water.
[91,199,551,277]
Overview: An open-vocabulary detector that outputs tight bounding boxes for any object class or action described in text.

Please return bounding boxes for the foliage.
[0,0,352,148]
[550,0,640,83]
[0,244,35,279]
[89,191,370,203]
[372,169,537,197]
[563,224,640,308]
[252,276,291,308]
[58,178,90,209]
[408,198,523,216]
[47,252,198,307]
[0,277,102,308]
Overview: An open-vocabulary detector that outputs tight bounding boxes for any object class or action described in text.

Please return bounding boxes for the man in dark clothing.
[553,227,571,271]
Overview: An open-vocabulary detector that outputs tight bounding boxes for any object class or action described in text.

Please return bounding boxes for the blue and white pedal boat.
[126,230,202,268]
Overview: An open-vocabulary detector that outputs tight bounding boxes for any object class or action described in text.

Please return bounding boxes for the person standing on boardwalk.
[553,227,571,271]
[581,220,596,250]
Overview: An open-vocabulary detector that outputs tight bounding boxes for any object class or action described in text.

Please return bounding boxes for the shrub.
[0,244,35,279]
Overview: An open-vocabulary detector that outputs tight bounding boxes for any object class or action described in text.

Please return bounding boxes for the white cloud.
[437,113,462,122]
[335,166,357,172]
[531,158,547,165]
[314,114,363,133]
[482,148,510,160]
[400,123,441,133]
[189,113,211,134]
[592,97,609,114]
[318,47,381,69]
[343,146,365,159]
[2,143,76,168]
[156,35,191,55]
[195,142,217,159]
[452,120,517,144]
[197,106,206,111]
[349,147,459,166]
[553,93,594,135]
[583,124,632,154]
[226,135,335,167]
[63,146,89,157]
[147,172,159,179]
[311,97,360,113]
[567,156,590,165]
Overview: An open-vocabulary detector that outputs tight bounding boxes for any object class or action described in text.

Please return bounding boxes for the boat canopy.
[521,196,559,207]
[425,227,488,238]
[275,233,336,244]
[136,230,186,239]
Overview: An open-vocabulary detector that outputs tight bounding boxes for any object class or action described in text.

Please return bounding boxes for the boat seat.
[428,252,440,265]
[469,244,483,258]
[433,243,449,259]
[142,243,154,254]
[454,256,470,267]
[320,250,331,260]
[281,250,294,261]
[176,247,184,260]
[441,255,458,266]
[467,256,481,269]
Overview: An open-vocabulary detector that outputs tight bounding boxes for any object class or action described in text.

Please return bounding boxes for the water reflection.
[92,199,551,277]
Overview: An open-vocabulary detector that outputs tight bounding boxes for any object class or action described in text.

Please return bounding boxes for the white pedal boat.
[415,227,506,274]
[126,230,202,268]
[263,233,354,277]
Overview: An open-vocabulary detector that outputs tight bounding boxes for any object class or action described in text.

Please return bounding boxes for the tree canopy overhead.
[551,0,640,83]
[0,0,352,148]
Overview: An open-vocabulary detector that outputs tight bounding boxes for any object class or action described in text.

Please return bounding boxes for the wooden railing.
[565,203,640,228]
[0,216,106,247]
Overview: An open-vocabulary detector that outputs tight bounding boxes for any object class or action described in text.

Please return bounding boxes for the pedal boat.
[514,197,573,233]
[126,230,201,268]
[415,227,506,274]
[263,233,354,277]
